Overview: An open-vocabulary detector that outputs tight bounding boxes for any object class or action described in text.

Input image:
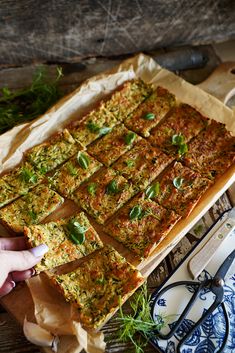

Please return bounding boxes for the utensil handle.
[188,218,235,279]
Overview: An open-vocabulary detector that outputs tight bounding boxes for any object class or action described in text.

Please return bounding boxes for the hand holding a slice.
[0,237,48,297]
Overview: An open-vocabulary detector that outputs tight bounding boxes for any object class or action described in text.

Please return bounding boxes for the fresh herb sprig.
[20,167,38,184]
[86,121,111,136]
[173,176,184,189]
[115,283,168,353]
[171,134,188,157]
[130,205,160,222]
[66,219,88,245]
[106,179,120,194]
[124,131,136,145]
[77,152,90,169]
[0,66,63,134]
[145,182,160,199]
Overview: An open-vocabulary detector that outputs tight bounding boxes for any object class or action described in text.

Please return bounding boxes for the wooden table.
[0,45,234,353]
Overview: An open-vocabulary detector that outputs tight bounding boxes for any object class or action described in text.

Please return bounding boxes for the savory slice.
[148,104,209,156]
[150,162,212,217]
[87,124,141,166]
[72,168,137,224]
[25,129,81,174]
[124,86,176,137]
[50,151,102,197]
[182,121,235,180]
[0,179,14,208]
[69,102,117,147]
[24,212,103,273]
[105,194,180,259]
[112,139,174,189]
[0,162,43,207]
[0,162,43,208]
[50,245,144,329]
[104,79,153,122]
[0,185,64,233]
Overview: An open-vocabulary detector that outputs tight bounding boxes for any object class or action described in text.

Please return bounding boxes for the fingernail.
[10,281,16,288]
[30,244,49,257]
[30,268,36,276]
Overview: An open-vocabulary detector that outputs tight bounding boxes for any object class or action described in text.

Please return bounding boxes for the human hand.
[0,237,48,297]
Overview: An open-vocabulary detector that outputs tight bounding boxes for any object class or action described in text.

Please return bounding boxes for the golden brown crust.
[152,162,213,217]
[112,139,174,189]
[24,212,103,273]
[72,168,137,224]
[124,86,176,137]
[25,129,81,174]
[105,194,181,258]
[0,185,64,233]
[48,245,144,329]
[183,121,235,180]
[87,124,141,167]
[148,103,209,155]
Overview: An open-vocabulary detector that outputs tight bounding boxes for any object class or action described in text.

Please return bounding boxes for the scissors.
[151,208,235,353]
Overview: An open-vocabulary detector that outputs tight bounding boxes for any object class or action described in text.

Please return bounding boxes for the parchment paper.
[26,275,106,353]
[1,54,234,352]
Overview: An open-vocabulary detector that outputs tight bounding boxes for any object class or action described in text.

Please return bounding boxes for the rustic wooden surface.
[0,46,234,353]
[0,0,235,65]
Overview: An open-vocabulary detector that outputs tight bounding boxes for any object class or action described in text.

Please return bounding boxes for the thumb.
[2,244,49,273]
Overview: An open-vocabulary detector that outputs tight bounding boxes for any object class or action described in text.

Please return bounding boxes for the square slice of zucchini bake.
[24,212,103,273]
[49,245,144,329]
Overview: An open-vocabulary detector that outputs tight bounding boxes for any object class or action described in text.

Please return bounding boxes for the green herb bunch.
[115,282,167,353]
[0,66,63,134]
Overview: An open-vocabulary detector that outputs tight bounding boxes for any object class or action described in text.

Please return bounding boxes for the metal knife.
[188,207,235,279]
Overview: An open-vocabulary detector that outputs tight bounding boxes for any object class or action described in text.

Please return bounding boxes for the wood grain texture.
[0,313,40,353]
[0,0,235,65]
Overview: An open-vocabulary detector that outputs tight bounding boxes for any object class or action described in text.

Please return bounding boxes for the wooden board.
[0,61,235,353]
[0,1,235,65]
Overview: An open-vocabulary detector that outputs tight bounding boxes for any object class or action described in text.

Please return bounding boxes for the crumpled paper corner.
[26,274,106,353]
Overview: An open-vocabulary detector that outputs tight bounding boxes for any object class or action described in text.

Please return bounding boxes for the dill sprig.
[0,66,63,134]
[115,282,168,353]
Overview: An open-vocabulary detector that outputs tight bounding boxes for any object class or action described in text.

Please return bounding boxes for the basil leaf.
[38,166,48,175]
[72,221,88,234]
[143,112,155,120]
[28,210,37,220]
[77,152,90,169]
[124,131,136,145]
[99,126,111,136]
[20,168,38,184]
[106,179,119,194]
[125,159,135,168]
[129,205,142,220]
[172,134,185,145]
[95,276,106,285]
[66,220,87,245]
[69,232,85,245]
[86,121,100,133]
[145,182,160,199]
[87,182,97,196]
[178,143,188,156]
[173,176,184,189]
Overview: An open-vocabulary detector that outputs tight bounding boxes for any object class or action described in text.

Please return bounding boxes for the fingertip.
[10,280,16,288]
[0,280,15,298]
[11,268,36,282]
[29,244,49,257]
